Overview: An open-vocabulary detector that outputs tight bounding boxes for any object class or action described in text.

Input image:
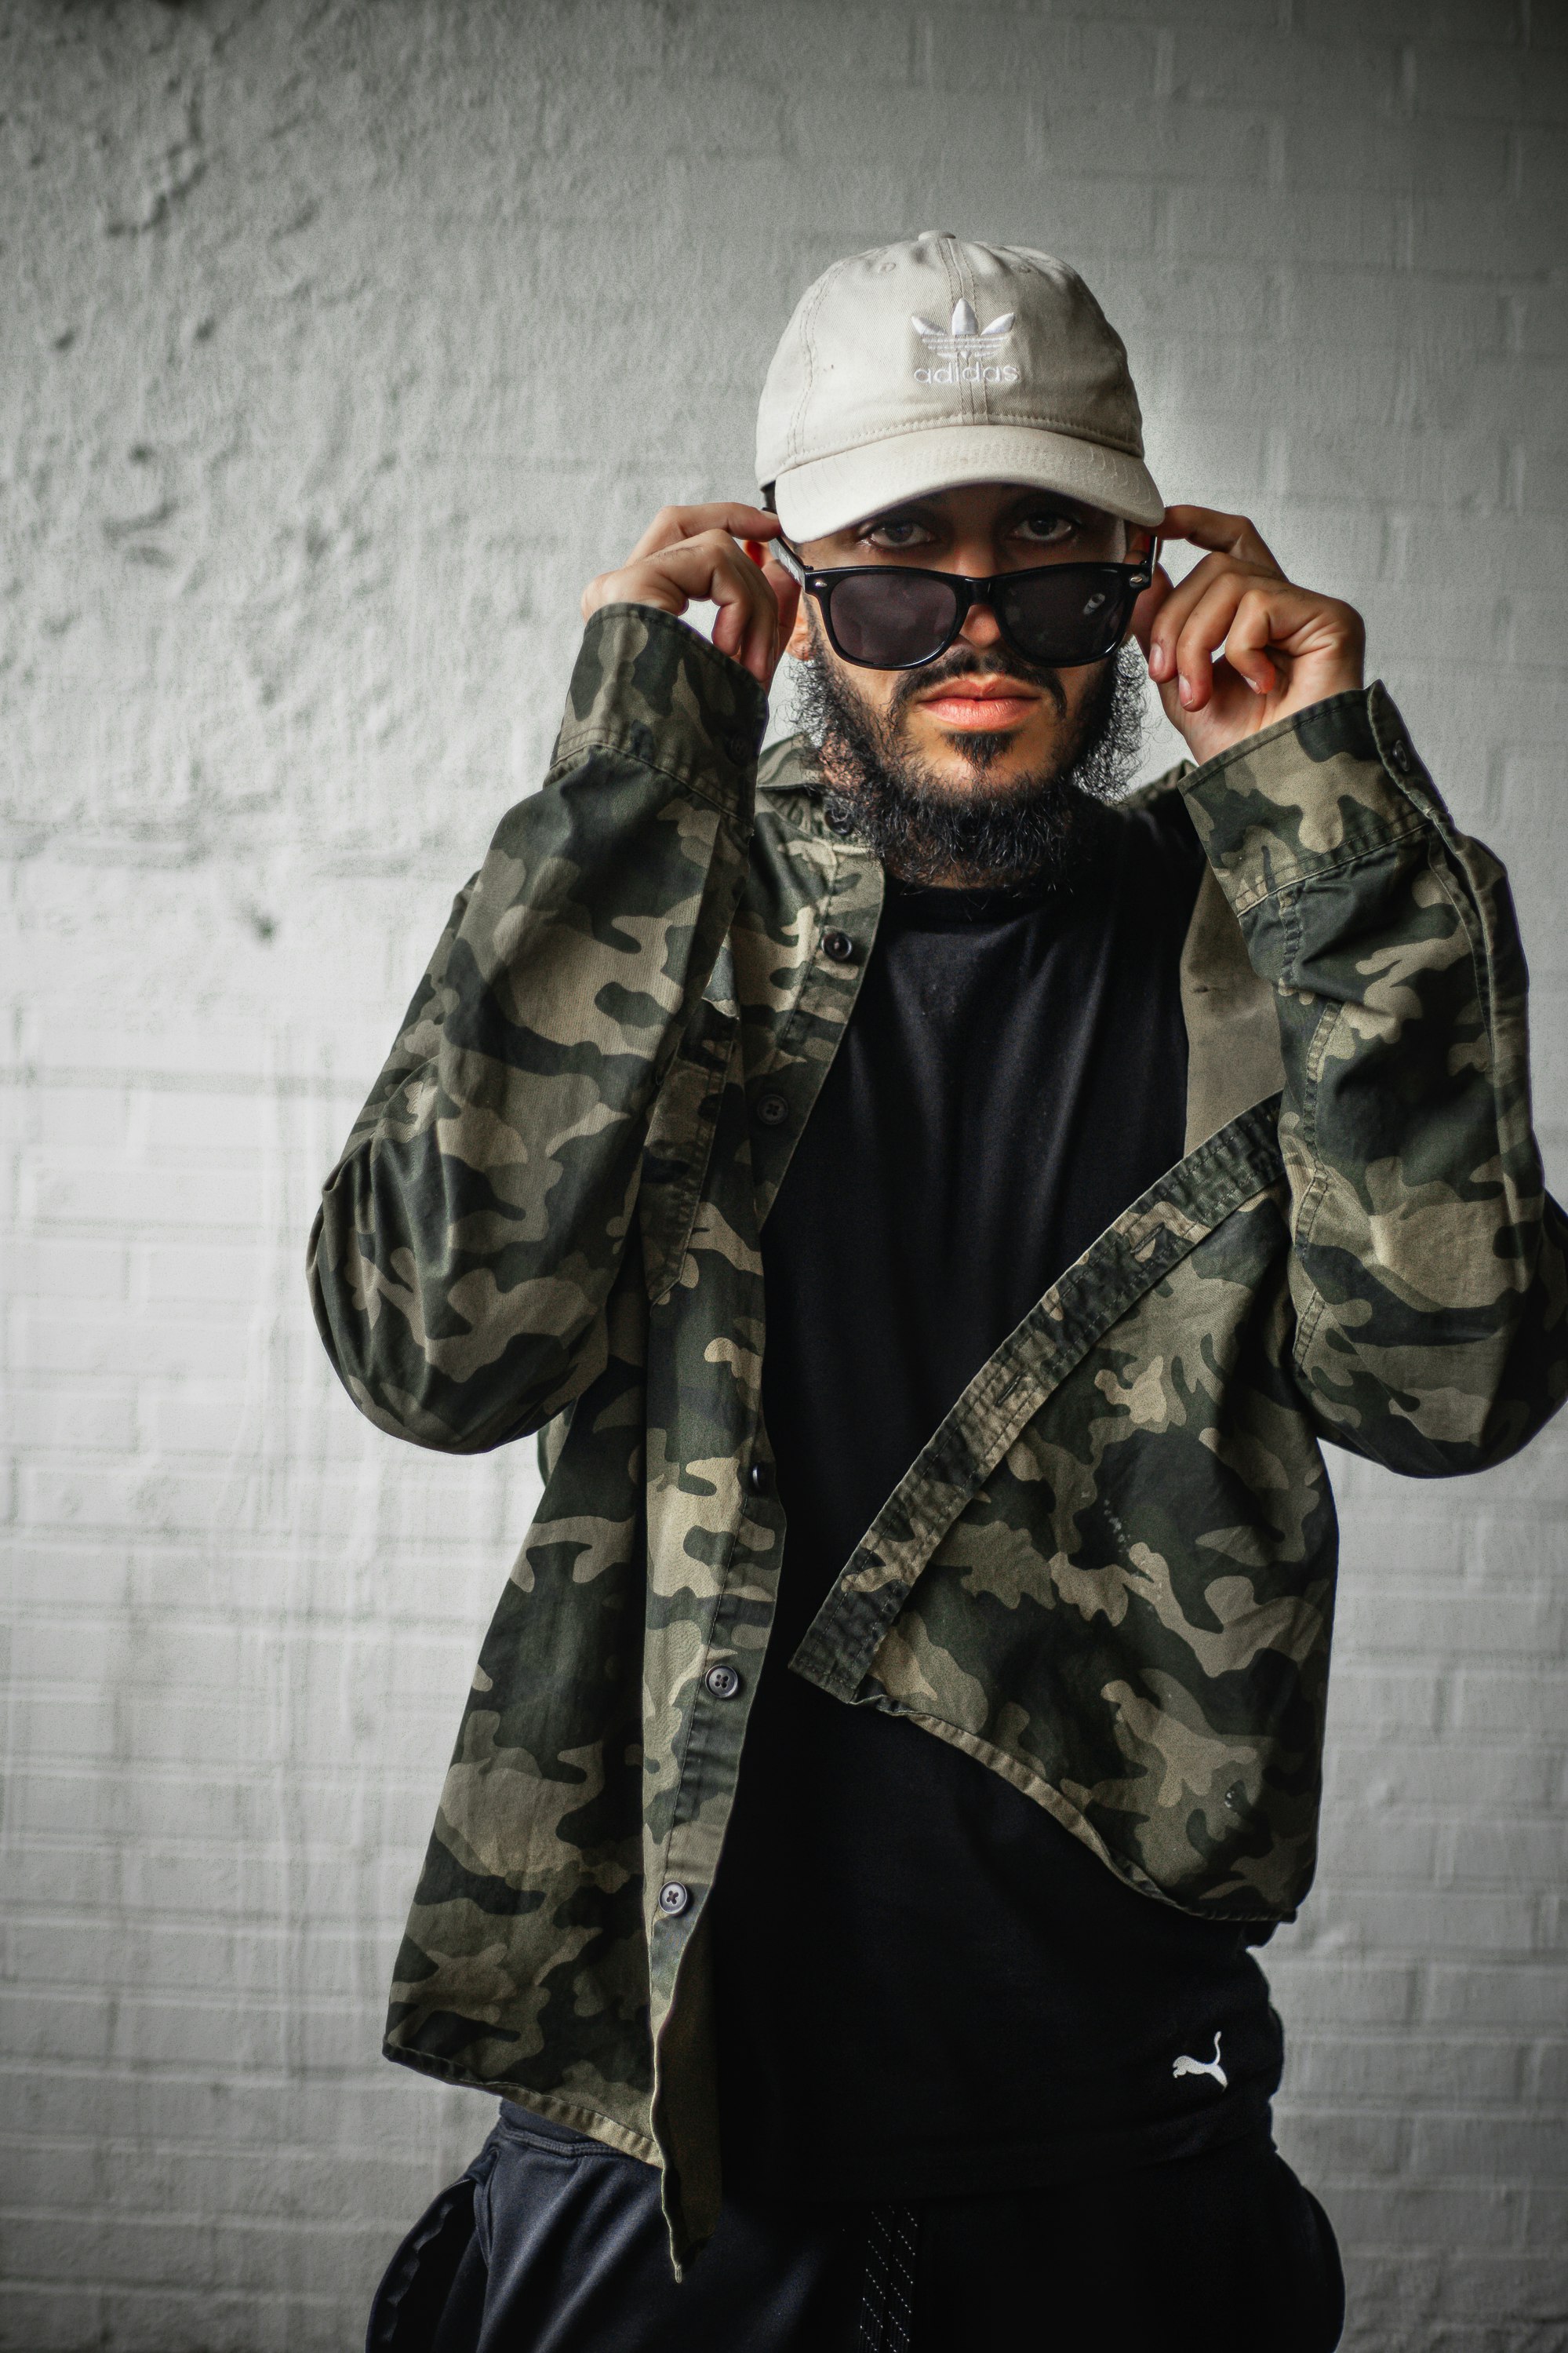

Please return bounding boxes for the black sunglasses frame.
[774,537,1159,673]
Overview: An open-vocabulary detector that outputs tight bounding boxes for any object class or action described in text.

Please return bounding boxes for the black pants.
[368,2103,1345,2353]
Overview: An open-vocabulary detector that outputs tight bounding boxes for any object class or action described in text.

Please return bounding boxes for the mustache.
[890,642,1066,723]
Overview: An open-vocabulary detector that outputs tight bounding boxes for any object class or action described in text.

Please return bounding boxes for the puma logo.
[1172,2032,1228,2089]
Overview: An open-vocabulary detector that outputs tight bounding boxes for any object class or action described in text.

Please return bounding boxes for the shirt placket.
[644,829,886,2159]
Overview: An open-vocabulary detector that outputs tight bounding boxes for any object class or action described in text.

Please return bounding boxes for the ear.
[784,592,814,663]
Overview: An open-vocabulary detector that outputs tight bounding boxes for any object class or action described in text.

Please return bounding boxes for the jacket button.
[722,729,754,766]
[1388,738,1412,773]
[705,1663,741,1699]
[823,929,855,963]
[747,1460,773,1497]
[755,1092,789,1127]
[658,1881,690,1917]
[825,806,856,837]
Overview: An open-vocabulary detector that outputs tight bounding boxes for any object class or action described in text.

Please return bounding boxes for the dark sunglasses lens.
[995,568,1130,665]
[824,571,960,666]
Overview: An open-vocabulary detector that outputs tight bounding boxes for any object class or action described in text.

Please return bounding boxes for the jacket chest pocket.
[639,991,736,1306]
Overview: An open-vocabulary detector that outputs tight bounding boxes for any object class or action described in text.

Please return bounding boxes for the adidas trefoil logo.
[911,299,1020,388]
[912,298,1016,348]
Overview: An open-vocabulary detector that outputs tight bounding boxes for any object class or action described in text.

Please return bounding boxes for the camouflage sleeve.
[1181,681,1568,1475]
[307,604,767,1452]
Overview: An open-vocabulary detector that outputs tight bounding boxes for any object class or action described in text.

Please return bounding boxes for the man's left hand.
[1133,504,1366,766]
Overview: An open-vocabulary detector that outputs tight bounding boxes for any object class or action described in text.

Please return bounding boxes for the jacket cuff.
[1179,681,1452,917]
[547,605,769,820]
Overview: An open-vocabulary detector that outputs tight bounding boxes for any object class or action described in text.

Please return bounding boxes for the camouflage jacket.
[310,605,1567,2266]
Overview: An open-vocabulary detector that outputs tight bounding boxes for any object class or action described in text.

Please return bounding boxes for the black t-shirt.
[711,792,1282,2202]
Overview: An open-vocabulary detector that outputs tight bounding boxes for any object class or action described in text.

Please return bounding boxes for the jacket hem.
[892,1708,1298,1929]
[381,2038,660,2168]
[790,1098,1286,1704]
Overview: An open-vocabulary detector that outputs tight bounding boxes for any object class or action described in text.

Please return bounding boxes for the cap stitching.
[938,236,976,432]
[773,427,1162,533]
[780,413,1149,461]
[957,240,986,430]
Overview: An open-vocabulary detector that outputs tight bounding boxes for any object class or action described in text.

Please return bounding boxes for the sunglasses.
[774,537,1156,672]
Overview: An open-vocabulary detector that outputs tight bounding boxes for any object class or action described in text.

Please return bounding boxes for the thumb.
[1130,566,1173,659]
[745,539,801,659]
[762,560,800,651]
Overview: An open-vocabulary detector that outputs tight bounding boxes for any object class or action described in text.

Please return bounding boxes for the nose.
[959,598,1002,649]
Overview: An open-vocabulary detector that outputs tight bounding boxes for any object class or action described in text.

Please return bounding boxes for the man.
[311,235,1566,2351]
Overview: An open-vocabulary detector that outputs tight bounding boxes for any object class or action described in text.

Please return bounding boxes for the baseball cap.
[756,231,1162,544]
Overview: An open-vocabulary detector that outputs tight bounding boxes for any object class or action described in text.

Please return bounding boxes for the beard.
[791,621,1148,891]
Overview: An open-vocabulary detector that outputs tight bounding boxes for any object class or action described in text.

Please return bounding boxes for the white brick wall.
[2,1,1563,2344]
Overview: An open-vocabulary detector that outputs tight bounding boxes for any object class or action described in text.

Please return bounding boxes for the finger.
[761,557,800,653]
[1170,575,1331,707]
[1222,586,1285,697]
[584,541,719,621]
[613,534,773,607]
[746,546,800,657]
[1228,581,1363,681]
[626,503,782,564]
[586,530,785,681]
[1131,566,1174,657]
[692,536,783,682]
[1146,552,1279,683]
[711,583,777,679]
[1159,503,1282,577]
[581,563,689,624]
[1170,574,1257,709]
[583,535,773,647]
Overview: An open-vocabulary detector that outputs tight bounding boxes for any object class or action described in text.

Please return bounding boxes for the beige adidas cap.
[757,231,1162,544]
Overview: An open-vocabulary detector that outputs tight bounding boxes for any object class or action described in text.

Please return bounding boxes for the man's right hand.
[581,504,800,688]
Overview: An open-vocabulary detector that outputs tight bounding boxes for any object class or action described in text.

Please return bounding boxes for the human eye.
[1012,508,1077,548]
[860,514,936,553]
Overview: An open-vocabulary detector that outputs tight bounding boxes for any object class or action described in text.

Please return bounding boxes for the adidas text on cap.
[756,231,1162,544]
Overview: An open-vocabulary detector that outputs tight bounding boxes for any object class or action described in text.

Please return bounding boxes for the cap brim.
[770,422,1163,541]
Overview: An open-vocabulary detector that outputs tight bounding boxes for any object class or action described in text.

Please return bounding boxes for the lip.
[916,681,1040,730]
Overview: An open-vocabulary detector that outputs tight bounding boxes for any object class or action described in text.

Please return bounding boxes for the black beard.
[791,623,1147,891]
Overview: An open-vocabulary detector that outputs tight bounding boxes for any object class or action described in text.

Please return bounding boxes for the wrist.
[1177,683,1428,913]
[552,604,769,814]
[582,577,686,625]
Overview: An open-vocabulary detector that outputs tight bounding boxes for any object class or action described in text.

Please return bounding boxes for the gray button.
[705,1663,741,1699]
[823,929,855,963]
[747,1460,773,1497]
[756,1092,789,1127]
[657,1881,690,1917]
[722,729,754,767]
[825,806,856,837]
[1388,738,1412,774]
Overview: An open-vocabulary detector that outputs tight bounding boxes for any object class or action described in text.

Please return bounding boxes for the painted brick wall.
[2,2,1564,2346]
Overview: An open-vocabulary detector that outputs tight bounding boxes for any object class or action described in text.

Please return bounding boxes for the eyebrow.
[850,494,1088,534]
[848,501,941,533]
